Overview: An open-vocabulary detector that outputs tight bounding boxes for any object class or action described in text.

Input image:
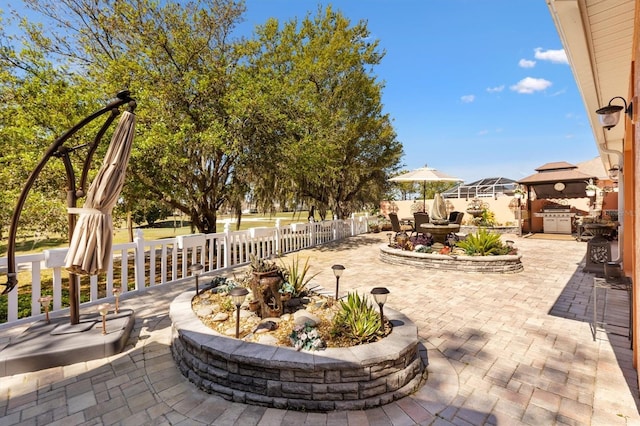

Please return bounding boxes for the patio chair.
[448,211,464,225]
[389,212,414,236]
[413,212,430,236]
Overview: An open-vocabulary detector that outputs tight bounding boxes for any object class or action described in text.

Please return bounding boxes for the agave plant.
[455,228,505,256]
[279,255,319,297]
[331,292,381,344]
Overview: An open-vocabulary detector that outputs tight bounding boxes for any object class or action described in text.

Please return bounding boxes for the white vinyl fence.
[0,216,369,328]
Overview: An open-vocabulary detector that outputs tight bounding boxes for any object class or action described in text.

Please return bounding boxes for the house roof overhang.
[545,0,635,170]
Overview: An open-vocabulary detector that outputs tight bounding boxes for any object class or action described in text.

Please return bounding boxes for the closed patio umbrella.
[430,193,448,222]
[65,110,136,275]
[389,167,462,211]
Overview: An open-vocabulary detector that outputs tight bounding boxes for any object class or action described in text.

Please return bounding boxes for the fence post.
[134,229,145,291]
[275,219,281,255]
[224,221,231,268]
[351,213,356,236]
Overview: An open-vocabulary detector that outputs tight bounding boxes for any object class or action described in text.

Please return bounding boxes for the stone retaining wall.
[379,245,523,273]
[170,292,426,411]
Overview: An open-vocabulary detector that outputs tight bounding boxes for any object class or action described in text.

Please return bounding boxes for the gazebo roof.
[518,161,598,199]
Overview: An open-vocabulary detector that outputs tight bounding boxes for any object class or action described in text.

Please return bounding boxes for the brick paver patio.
[0,232,638,425]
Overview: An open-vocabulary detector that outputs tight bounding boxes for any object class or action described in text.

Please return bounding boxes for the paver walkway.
[0,233,639,425]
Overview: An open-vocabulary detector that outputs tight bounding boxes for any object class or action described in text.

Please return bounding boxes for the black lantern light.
[595,96,633,130]
[331,264,345,301]
[370,287,390,331]
[189,263,204,294]
[229,287,249,338]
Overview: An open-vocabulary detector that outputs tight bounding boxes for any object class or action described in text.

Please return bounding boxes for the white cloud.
[510,77,552,94]
[519,59,536,68]
[534,47,568,64]
[478,129,489,135]
[461,95,475,103]
[486,85,504,93]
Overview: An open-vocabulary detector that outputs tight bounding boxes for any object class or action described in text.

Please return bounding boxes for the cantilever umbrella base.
[0,309,135,376]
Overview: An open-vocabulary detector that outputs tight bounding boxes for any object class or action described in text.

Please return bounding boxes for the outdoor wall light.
[229,287,249,338]
[370,287,390,331]
[595,96,633,130]
[608,165,621,181]
[98,303,110,335]
[189,263,204,294]
[331,264,345,301]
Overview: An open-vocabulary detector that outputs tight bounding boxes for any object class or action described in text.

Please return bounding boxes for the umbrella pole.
[423,182,427,212]
[66,188,80,324]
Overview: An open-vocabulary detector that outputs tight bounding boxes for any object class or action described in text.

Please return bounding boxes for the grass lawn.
[2,211,326,256]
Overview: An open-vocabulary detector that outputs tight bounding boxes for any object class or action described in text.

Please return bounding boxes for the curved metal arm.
[1,90,135,295]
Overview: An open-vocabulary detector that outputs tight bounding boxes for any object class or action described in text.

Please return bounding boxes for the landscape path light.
[229,287,249,339]
[189,263,204,294]
[112,287,121,313]
[331,264,345,301]
[38,295,53,324]
[370,287,390,331]
[98,303,111,335]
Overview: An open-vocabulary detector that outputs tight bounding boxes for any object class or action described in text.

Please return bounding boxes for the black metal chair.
[448,211,464,225]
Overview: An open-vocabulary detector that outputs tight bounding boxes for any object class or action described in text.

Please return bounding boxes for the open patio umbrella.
[65,110,136,275]
[389,167,462,211]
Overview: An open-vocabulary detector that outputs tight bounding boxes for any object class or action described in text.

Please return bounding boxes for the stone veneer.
[170,291,426,411]
[380,244,523,273]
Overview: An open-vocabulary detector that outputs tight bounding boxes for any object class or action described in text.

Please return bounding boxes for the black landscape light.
[230,287,249,338]
[370,287,390,331]
[189,263,204,294]
[332,264,345,301]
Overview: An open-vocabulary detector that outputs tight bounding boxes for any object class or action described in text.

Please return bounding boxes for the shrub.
[456,228,505,256]
[331,292,381,344]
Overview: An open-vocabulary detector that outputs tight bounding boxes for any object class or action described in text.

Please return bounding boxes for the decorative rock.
[239,310,254,319]
[256,334,279,345]
[224,326,243,336]
[293,310,319,327]
[254,320,278,334]
[196,307,213,317]
[211,312,228,322]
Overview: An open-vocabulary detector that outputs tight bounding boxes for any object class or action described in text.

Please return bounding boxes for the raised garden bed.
[170,291,427,411]
[379,244,523,273]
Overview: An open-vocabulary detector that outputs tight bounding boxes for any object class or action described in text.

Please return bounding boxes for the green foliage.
[0,0,402,238]
[131,202,172,227]
[248,254,280,273]
[331,292,381,344]
[455,228,505,256]
[279,255,319,297]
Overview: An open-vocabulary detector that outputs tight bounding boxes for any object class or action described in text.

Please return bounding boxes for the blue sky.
[238,0,599,182]
[4,0,598,183]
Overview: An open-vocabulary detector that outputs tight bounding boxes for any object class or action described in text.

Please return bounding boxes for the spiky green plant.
[279,255,319,297]
[331,292,381,344]
[455,228,505,256]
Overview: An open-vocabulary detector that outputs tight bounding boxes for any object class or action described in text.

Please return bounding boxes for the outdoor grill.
[536,207,575,234]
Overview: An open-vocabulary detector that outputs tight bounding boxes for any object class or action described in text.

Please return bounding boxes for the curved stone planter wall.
[380,245,523,273]
[170,292,426,411]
